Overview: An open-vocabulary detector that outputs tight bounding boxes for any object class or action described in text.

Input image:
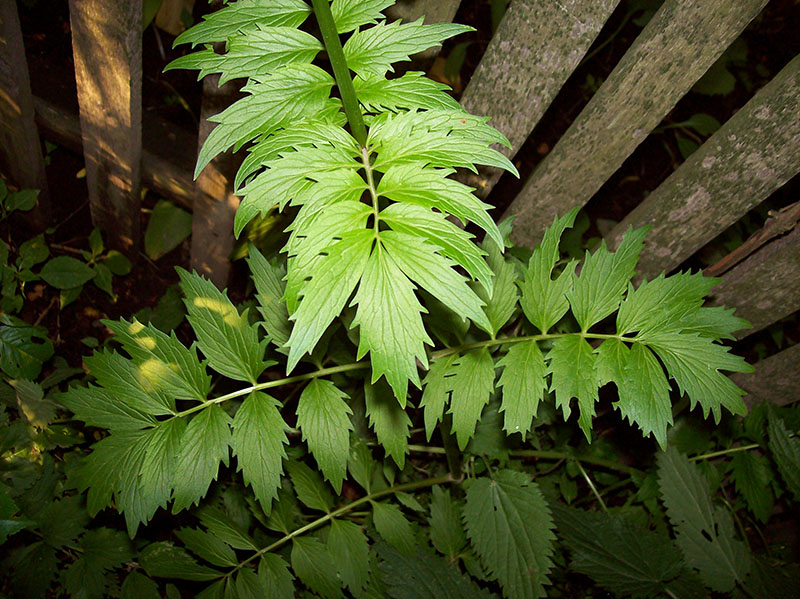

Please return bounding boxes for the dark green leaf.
[39,256,96,289]
[140,541,224,581]
[145,200,193,260]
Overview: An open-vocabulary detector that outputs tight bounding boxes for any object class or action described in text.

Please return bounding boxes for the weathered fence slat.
[155,0,196,36]
[459,0,620,197]
[731,343,800,408]
[0,1,49,214]
[190,74,240,287]
[708,225,800,337]
[607,55,800,278]
[503,0,768,248]
[68,0,142,252]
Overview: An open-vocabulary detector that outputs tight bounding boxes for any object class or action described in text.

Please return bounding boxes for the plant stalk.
[310,0,367,147]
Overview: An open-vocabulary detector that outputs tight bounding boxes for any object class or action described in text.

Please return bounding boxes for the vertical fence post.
[68,0,142,253]
[190,73,239,288]
[0,1,50,218]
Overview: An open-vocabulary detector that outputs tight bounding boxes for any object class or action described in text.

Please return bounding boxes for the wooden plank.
[190,74,240,287]
[502,0,768,248]
[459,0,620,197]
[155,0,195,36]
[68,0,143,252]
[731,343,800,408]
[0,1,49,215]
[32,96,196,211]
[707,225,800,337]
[607,55,800,278]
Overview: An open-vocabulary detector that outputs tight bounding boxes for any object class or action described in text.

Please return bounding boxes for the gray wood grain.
[69,0,142,252]
[0,1,49,216]
[731,343,800,408]
[502,0,769,249]
[459,0,620,197]
[708,225,800,338]
[608,55,800,279]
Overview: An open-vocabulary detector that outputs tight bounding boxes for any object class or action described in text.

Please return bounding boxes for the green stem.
[573,459,608,512]
[173,362,369,419]
[310,0,367,147]
[689,443,761,462]
[406,445,642,476]
[228,474,455,576]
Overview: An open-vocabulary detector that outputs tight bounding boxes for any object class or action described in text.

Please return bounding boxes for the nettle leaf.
[232,392,288,509]
[553,506,683,599]
[463,470,555,599]
[377,541,495,599]
[179,268,268,383]
[331,0,393,33]
[105,318,210,402]
[173,405,232,512]
[547,336,599,440]
[658,447,751,592]
[297,379,353,493]
[328,519,370,594]
[429,485,468,560]
[364,379,411,468]
[247,247,291,348]
[768,414,800,501]
[568,227,648,331]
[497,340,547,437]
[343,19,473,78]
[519,209,578,333]
[173,0,312,47]
[447,348,495,450]
[729,451,774,522]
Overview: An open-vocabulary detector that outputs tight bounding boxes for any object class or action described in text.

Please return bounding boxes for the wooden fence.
[0,0,797,403]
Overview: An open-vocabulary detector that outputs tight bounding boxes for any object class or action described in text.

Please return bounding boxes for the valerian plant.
[14,0,792,598]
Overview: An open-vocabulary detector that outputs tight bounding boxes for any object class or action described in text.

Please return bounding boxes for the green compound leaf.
[463,469,555,599]
[553,505,683,599]
[105,318,210,402]
[547,335,599,440]
[372,500,416,555]
[519,209,578,333]
[645,332,750,422]
[497,340,547,437]
[232,392,288,509]
[376,541,495,599]
[568,227,647,331]
[657,447,751,592]
[354,71,460,112]
[428,485,467,561]
[352,240,432,401]
[173,405,231,513]
[178,268,268,384]
[173,0,312,47]
[258,554,296,599]
[140,541,224,582]
[287,229,373,373]
[297,379,353,493]
[247,247,291,348]
[286,460,334,513]
[447,347,496,450]
[175,527,238,568]
[364,378,411,468]
[291,536,343,599]
[331,0,393,33]
[419,353,457,441]
[328,519,370,595]
[768,413,800,501]
[343,19,473,78]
